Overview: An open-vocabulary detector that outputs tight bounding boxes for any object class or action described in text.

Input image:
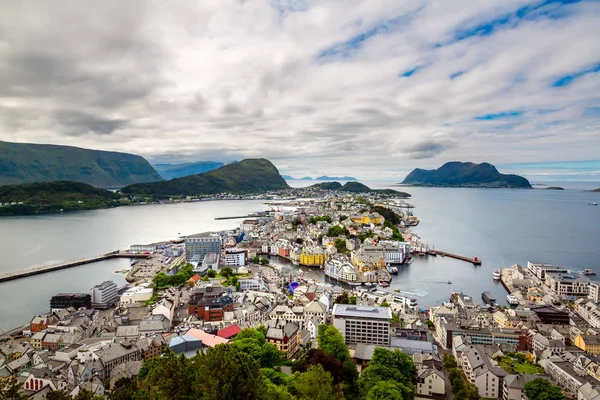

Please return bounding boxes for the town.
[0,187,598,400]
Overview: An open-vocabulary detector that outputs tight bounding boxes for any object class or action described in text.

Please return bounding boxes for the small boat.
[493,269,501,280]
[582,269,596,276]
[364,282,372,287]
[447,281,452,284]
[348,281,362,286]
[506,294,519,306]
[386,264,399,275]
[590,203,598,206]
[394,289,400,293]
[378,280,390,287]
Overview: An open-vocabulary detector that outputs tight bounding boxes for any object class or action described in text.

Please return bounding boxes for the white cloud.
[0,0,599,180]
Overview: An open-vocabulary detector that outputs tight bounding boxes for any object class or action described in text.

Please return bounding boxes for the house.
[30,314,58,333]
[502,374,546,400]
[94,341,142,378]
[136,335,167,362]
[414,355,445,400]
[187,274,201,287]
[579,382,600,400]
[265,319,300,359]
[543,359,599,398]
[532,333,566,355]
[217,325,242,340]
[185,328,230,348]
[139,314,170,335]
[169,335,203,358]
[459,345,507,399]
[575,335,600,356]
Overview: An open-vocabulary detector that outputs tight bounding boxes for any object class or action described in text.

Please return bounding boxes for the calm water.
[0,185,599,331]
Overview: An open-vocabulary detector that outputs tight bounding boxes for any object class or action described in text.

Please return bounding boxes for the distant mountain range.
[311,181,410,197]
[0,181,120,216]
[316,176,357,181]
[121,158,289,197]
[153,161,224,180]
[281,175,313,180]
[401,162,532,188]
[0,140,162,188]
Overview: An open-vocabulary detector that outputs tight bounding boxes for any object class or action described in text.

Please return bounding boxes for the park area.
[494,353,544,374]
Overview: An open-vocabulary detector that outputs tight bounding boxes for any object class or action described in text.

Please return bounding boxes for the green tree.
[253,255,260,263]
[426,320,434,329]
[46,390,71,400]
[0,379,28,400]
[442,354,457,369]
[380,301,390,307]
[260,258,270,265]
[140,350,191,400]
[327,225,348,237]
[190,344,266,399]
[73,390,105,400]
[220,267,233,278]
[317,325,350,363]
[207,269,217,278]
[233,328,283,368]
[334,238,347,253]
[290,365,336,400]
[358,348,416,397]
[109,377,139,400]
[455,383,480,400]
[348,296,357,305]
[524,378,567,400]
[365,380,411,400]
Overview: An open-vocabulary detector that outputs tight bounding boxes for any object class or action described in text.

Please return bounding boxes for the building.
[546,273,590,297]
[265,319,301,359]
[414,355,445,400]
[187,284,234,322]
[95,342,141,378]
[224,248,247,267]
[575,335,600,356]
[201,253,220,271]
[493,311,520,329]
[351,246,385,272]
[459,345,507,399]
[130,244,157,253]
[438,322,526,350]
[528,262,570,280]
[299,248,327,266]
[185,233,222,262]
[29,314,59,333]
[139,314,171,335]
[324,255,358,282]
[90,281,119,309]
[119,286,153,306]
[589,281,600,303]
[50,293,91,310]
[502,374,545,400]
[241,219,260,232]
[544,359,598,398]
[531,305,571,325]
[332,304,392,346]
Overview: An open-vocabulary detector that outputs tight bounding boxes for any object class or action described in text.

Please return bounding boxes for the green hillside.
[0,141,162,188]
[402,162,532,188]
[0,181,120,216]
[311,182,343,190]
[121,158,289,196]
[154,161,224,180]
[311,181,410,197]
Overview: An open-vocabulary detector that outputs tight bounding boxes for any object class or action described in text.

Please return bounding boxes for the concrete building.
[502,374,545,400]
[332,304,392,346]
[575,335,600,356]
[119,286,153,306]
[528,262,570,280]
[130,244,158,253]
[50,293,91,310]
[589,281,600,304]
[224,248,247,267]
[414,355,445,400]
[459,345,507,399]
[185,233,221,262]
[95,342,141,378]
[265,319,301,359]
[546,273,590,297]
[544,359,598,398]
[324,255,358,282]
[90,281,119,309]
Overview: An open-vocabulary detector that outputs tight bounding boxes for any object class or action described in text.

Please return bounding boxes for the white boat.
[493,269,501,280]
[364,282,373,287]
[506,294,519,305]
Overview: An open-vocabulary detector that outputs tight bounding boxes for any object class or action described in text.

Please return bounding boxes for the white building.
[589,281,600,303]
[90,281,118,309]
[119,285,153,306]
[324,255,358,282]
[332,304,392,346]
[225,248,247,267]
[185,233,222,262]
[130,244,157,253]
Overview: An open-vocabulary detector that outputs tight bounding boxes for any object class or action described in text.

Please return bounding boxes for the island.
[311,181,410,197]
[591,188,600,192]
[0,181,120,216]
[0,140,162,188]
[316,175,358,181]
[544,186,565,190]
[401,162,532,188]
[120,158,289,197]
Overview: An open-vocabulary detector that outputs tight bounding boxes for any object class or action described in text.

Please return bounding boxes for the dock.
[214,214,263,220]
[0,251,151,283]
[428,250,482,265]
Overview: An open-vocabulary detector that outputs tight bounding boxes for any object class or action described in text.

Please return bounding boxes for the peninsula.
[120,158,289,197]
[401,161,532,188]
[153,161,224,180]
[311,181,411,197]
[0,140,162,188]
[316,175,357,181]
[0,181,120,216]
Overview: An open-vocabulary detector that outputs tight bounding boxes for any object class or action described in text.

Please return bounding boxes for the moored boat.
[493,269,501,280]
[506,294,519,305]
[583,269,596,276]
[378,280,390,287]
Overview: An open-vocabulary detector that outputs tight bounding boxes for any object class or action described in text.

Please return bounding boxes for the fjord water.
[0,186,599,331]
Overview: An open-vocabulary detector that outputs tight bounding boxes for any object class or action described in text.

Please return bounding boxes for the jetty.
[0,251,151,283]
[214,213,264,220]
[428,250,482,265]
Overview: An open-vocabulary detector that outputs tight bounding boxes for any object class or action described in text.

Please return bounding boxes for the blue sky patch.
[450,71,464,79]
[474,111,524,120]
[553,62,600,87]
[400,66,423,78]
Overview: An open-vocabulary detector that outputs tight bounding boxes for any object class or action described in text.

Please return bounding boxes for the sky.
[0,0,599,181]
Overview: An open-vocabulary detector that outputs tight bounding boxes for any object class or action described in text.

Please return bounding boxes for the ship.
[493,269,501,280]
[482,291,496,306]
[506,294,519,306]
[590,203,598,206]
[386,264,399,275]
[378,280,390,287]
[582,269,596,276]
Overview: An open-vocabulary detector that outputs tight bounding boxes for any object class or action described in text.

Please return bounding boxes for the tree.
[109,377,139,400]
[380,301,390,307]
[260,258,270,265]
[46,391,71,400]
[139,350,191,400]
[358,348,416,398]
[207,269,217,278]
[290,365,336,400]
[334,238,347,253]
[366,381,411,400]
[253,255,260,263]
[455,383,480,400]
[73,390,105,400]
[317,325,350,363]
[524,378,567,400]
[190,344,266,399]
[448,368,464,393]
[426,320,434,329]
[233,328,283,368]
[348,296,357,305]
[292,349,343,384]
[0,379,28,400]
[442,354,457,369]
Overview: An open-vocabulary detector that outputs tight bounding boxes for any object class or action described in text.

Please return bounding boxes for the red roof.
[217,324,242,339]
[190,274,201,282]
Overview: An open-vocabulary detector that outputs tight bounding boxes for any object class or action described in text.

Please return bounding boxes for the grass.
[495,354,543,375]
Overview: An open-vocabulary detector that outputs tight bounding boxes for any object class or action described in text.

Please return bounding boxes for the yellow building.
[493,311,520,329]
[351,213,383,225]
[575,334,600,355]
[527,287,544,302]
[299,249,327,266]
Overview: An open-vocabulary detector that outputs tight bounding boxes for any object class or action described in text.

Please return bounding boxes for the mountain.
[0,141,162,188]
[121,158,289,197]
[300,176,313,180]
[592,188,600,192]
[316,175,357,181]
[281,175,295,180]
[0,181,120,216]
[401,162,532,188]
[282,175,317,180]
[310,181,410,197]
[154,161,224,180]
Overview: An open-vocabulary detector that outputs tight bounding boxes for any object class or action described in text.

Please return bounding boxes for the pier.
[427,250,482,265]
[214,214,263,220]
[0,251,151,283]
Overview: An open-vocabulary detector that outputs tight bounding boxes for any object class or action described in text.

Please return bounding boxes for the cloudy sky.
[0,0,599,181]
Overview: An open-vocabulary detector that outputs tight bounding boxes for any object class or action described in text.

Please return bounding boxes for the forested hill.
[120,158,289,196]
[402,161,532,188]
[0,141,162,188]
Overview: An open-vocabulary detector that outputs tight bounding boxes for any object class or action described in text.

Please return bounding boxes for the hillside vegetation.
[402,161,532,188]
[153,161,224,179]
[0,181,120,216]
[311,181,411,197]
[0,141,162,188]
[121,158,289,197]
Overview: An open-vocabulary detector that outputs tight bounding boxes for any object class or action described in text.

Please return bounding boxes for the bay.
[0,184,599,332]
